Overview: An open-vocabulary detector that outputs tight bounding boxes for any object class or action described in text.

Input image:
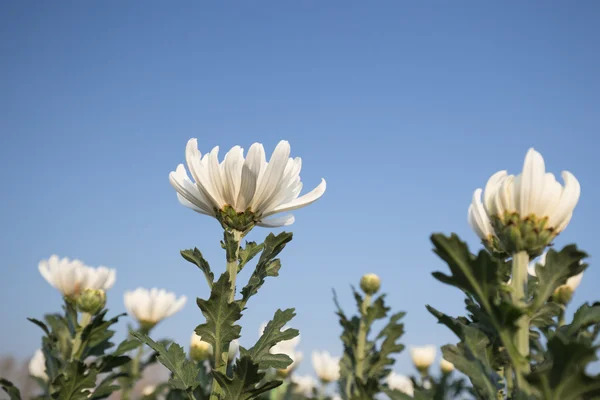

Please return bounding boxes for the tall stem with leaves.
[511,251,530,375]
[355,294,371,380]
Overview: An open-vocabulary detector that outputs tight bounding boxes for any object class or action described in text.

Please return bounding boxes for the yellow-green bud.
[190,333,213,361]
[440,358,454,374]
[360,273,381,295]
[77,289,106,315]
[552,286,574,305]
[491,213,554,258]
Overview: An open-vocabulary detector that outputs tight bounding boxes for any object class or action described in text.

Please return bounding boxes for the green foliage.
[530,246,587,309]
[52,361,97,400]
[195,273,243,364]
[334,285,406,399]
[0,378,22,400]
[212,356,282,400]
[239,232,293,307]
[181,247,214,288]
[241,308,298,370]
[131,332,200,391]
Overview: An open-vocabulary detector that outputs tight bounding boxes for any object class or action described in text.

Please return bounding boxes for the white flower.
[468,188,495,242]
[410,345,436,371]
[228,339,239,362]
[190,333,213,361]
[291,374,317,396]
[29,349,48,381]
[386,371,414,396]
[169,139,326,228]
[311,351,340,383]
[39,255,116,298]
[484,148,580,234]
[259,323,303,373]
[124,288,186,328]
[440,358,455,374]
[142,385,156,396]
[529,252,584,292]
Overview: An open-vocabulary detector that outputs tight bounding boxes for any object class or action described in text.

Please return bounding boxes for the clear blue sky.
[1,2,599,378]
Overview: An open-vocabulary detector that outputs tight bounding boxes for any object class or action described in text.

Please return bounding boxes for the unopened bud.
[360,273,381,295]
[190,333,213,361]
[440,358,454,374]
[77,289,106,315]
[552,286,574,305]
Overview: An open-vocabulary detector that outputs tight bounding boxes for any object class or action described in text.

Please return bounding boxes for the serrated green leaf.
[181,248,214,288]
[242,308,298,370]
[113,338,141,356]
[94,355,131,373]
[130,332,200,391]
[531,246,587,309]
[53,362,97,400]
[213,356,282,400]
[239,232,292,306]
[530,302,561,330]
[364,295,389,327]
[563,302,600,337]
[526,333,600,399]
[195,273,242,363]
[238,241,263,272]
[90,372,129,400]
[27,318,51,336]
[0,378,22,400]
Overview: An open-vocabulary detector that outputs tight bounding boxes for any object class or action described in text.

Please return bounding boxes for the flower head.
[190,333,213,361]
[440,358,455,374]
[481,148,580,256]
[259,322,302,376]
[291,374,317,396]
[529,252,584,304]
[29,349,48,381]
[142,385,156,396]
[410,345,436,372]
[311,351,340,383]
[39,255,116,299]
[169,139,326,231]
[386,371,414,396]
[228,339,239,362]
[360,273,381,295]
[124,288,186,330]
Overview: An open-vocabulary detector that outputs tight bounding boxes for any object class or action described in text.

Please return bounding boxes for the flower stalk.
[511,251,530,375]
[70,312,92,361]
[355,294,372,380]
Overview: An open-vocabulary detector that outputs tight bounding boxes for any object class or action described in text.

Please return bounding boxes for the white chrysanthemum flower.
[228,339,239,362]
[386,371,414,396]
[311,351,340,383]
[410,345,436,371]
[142,385,156,396]
[190,333,213,361]
[29,349,48,381]
[124,288,186,329]
[291,374,317,396]
[481,148,580,255]
[169,139,326,229]
[529,252,584,298]
[38,255,116,298]
[440,358,455,374]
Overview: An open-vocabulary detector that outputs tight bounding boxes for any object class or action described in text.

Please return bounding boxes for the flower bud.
[410,345,436,373]
[77,289,106,315]
[190,333,213,361]
[552,286,574,305]
[360,273,381,295]
[440,358,455,374]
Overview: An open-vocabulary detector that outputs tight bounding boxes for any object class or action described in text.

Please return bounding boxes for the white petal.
[185,139,222,208]
[519,148,545,216]
[257,214,295,227]
[566,272,583,291]
[206,146,227,207]
[166,295,187,318]
[483,171,507,215]
[549,171,580,230]
[251,140,291,212]
[264,178,326,217]
[221,146,244,208]
[169,165,214,215]
[236,143,265,211]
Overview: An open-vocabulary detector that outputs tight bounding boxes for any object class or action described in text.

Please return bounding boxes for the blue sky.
[1,2,599,378]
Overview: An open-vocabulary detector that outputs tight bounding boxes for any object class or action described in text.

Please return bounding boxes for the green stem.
[70,312,92,361]
[318,381,327,400]
[210,229,243,400]
[558,304,566,327]
[505,366,514,396]
[122,344,144,400]
[355,294,372,382]
[511,251,531,379]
